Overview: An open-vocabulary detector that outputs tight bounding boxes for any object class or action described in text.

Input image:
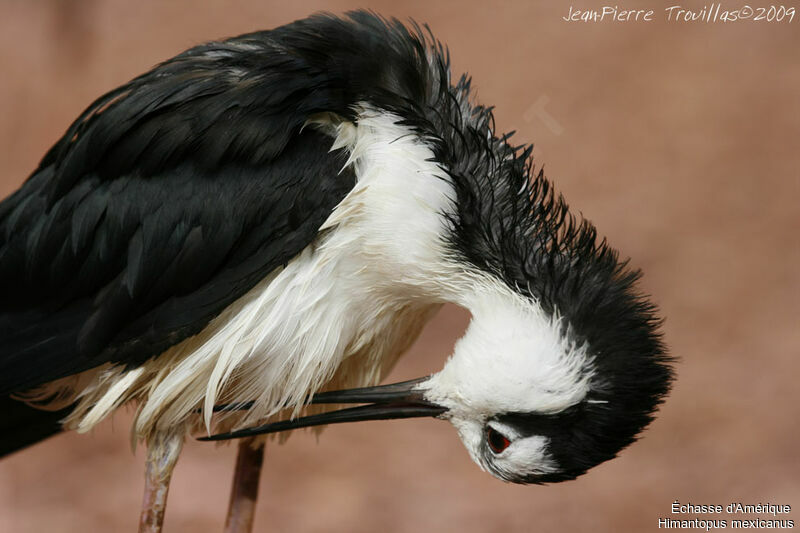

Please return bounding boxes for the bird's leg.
[223,437,265,533]
[139,431,184,533]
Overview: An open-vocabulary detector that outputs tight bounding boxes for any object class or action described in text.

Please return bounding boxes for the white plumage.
[32,109,468,443]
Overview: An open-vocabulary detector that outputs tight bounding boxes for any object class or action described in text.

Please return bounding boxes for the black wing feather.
[0,42,360,395]
[0,12,436,395]
[0,128,354,394]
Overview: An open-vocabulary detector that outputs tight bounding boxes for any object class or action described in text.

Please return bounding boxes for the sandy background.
[0,1,798,532]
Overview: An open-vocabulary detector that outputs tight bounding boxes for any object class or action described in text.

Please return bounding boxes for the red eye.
[487,427,511,454]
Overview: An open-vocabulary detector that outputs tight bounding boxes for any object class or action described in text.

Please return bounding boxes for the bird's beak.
[198,377,447,441]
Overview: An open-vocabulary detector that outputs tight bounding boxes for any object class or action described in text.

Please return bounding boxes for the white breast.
[47,108,461,443]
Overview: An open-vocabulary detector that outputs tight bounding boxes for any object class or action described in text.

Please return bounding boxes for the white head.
[422,287,595,482]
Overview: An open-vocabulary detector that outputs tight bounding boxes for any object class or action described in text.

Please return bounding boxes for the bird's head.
[421,276,671,484]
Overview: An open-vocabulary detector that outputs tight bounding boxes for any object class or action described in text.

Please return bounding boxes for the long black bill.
[198,377,447,442]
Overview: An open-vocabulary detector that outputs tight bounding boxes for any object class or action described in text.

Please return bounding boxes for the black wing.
[0,31,361,394]
[0,12,436,395]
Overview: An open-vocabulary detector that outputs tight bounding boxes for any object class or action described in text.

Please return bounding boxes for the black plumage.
[0,11,439,457]
[0,12,430,395]
[1,129,354,394]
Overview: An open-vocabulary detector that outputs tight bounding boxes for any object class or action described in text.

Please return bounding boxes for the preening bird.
[0,11,673,533]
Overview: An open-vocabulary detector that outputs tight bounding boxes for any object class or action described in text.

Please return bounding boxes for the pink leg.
[138,432,183,533]
[223,437,265,533]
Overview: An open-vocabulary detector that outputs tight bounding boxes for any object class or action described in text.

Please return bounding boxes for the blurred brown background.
[0,1,798,532]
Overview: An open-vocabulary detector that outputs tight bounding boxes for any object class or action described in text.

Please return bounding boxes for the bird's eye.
[486,426,511,454]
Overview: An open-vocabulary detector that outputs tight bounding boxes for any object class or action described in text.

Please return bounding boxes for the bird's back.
[0,12,455,448]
